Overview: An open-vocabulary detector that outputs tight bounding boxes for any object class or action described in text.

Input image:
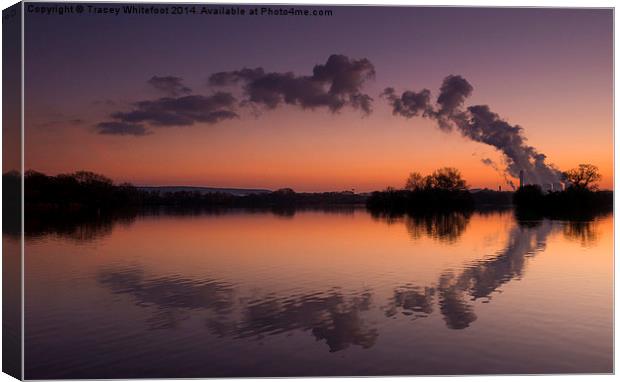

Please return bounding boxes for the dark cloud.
[209,67,266,86]
[96,121,149,136]
[209,54,376,114]
[36,118,85,128]
[112,93,238,126]
[382,87,432,118]
[148,75,192,96]
[97,92,238,136]
[384,75,562,187]
[95,56,375,137]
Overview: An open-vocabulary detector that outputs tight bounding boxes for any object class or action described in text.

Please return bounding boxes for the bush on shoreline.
[513,184,612,219]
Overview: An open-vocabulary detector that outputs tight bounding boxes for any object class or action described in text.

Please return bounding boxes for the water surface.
[23,208,613,378]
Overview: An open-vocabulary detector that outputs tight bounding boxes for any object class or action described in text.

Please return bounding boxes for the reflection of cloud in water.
[388,220,559,329]
[95,212,604,353]
[211,289,377,352]
[97,267,377,352]
[384,286,434,319]
[97,267,235,329]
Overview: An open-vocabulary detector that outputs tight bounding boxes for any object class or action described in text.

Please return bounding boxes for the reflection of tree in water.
[25,210,138,243]
[387,220,559,329]
[371,211,472,243]
[97,266,377,352]
[404,212,471,244]
[24,206,361,242]
[562,220,600,247]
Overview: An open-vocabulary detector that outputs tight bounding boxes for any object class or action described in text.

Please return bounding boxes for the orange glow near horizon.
[24,102,613,192]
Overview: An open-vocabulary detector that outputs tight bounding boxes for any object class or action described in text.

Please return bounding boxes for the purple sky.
[23,5,613,191]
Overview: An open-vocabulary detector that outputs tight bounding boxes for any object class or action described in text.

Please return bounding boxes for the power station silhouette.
[518,170,563,191]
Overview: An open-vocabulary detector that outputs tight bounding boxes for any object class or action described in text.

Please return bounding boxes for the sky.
[24,5,613,192]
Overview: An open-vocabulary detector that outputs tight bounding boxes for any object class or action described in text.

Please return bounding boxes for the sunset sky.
[24,6,613,191]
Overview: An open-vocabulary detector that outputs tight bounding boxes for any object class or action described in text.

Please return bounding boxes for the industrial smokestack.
[383,75,562,189]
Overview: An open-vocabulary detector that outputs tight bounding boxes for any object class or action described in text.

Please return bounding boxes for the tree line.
[13,170,366,213]
[367,164,612,217]
[366,167,475,214]
[513,164,611,218]
[3,163,612,219]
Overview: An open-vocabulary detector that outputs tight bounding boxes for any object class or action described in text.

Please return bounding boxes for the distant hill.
[137,186,272,196]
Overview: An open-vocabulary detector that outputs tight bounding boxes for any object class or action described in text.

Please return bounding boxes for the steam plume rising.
[384,76,561,188]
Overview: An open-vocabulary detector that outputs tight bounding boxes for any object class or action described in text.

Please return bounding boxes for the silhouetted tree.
[72,171,113,186]
[404,172,425,191]
[23,170,369,214]
[513,181,612,219]
[562,164,602,190]
[428,167,467,191]
[367,167,473,213]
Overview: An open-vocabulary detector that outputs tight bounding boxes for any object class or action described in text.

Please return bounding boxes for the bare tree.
[404,172,425,191]
[428,167,467,191]
[72,171,113,186]
[562,164,602,190]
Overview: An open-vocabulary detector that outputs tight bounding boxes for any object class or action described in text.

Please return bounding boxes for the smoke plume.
[209,54,376,114]
[384,76,561,188]
[480,157,516,190]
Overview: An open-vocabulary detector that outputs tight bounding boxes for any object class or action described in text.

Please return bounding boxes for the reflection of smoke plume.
[384,76,562,186]
[386,219,563,330]
[436,220,556,329]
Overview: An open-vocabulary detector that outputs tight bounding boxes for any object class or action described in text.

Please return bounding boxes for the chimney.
[519,170,524,188]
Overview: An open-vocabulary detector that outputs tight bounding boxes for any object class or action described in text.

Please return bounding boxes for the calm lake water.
[20,208,613,378]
